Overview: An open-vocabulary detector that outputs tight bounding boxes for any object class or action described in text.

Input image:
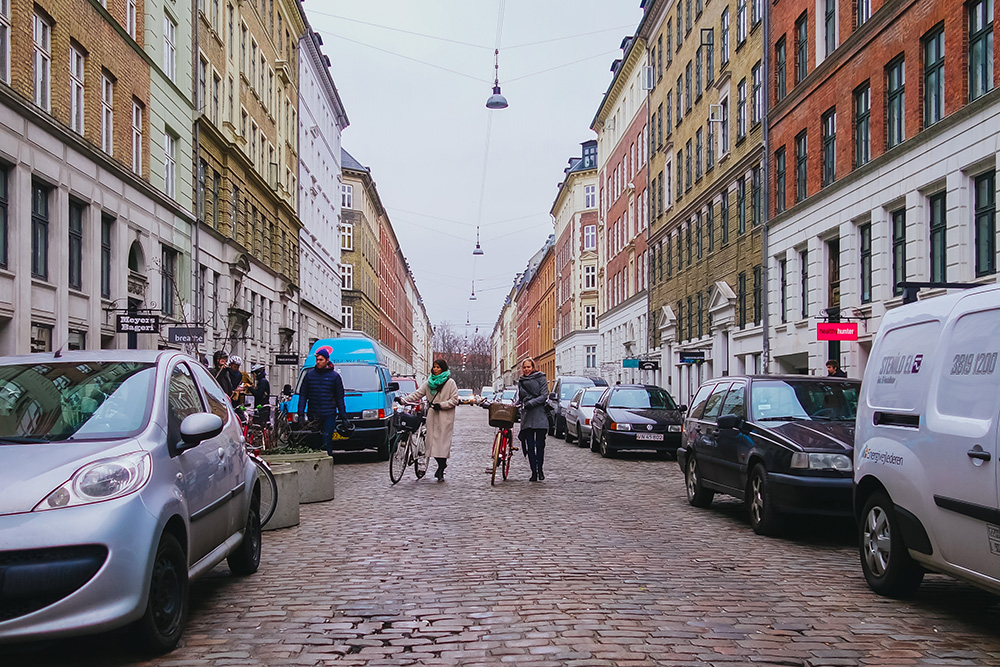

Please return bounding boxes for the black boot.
[529,469,538,482]
[538,466,544,481]
[435,457,447,480]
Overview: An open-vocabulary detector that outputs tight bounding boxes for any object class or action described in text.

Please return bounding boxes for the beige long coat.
[403,378,460,458]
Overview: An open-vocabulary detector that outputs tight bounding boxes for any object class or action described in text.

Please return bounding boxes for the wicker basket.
[488,402,517,428]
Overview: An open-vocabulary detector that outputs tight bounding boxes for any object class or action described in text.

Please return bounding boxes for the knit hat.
[315,347,331,360]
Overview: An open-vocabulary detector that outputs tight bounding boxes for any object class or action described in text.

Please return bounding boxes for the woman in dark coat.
[517,358,550,481]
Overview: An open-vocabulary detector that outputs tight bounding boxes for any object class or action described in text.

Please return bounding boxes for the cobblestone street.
[8,407,1000,666]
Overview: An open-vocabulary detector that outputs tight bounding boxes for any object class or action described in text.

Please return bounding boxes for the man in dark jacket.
[251,364,271,426]
[298,348,347,456]
[826,359,848,378]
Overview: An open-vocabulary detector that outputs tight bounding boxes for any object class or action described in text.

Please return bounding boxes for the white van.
[855,283,1000,598]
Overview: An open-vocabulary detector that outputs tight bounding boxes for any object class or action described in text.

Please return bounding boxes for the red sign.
[817,322,859,341]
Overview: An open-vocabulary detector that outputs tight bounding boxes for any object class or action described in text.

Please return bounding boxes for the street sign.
[167,326,205,343]
[116,314,159,334]
[639,360,660,371]
[275,354,300,365]
[679,351,706,364]
[817,322,859,341]
[622,358,640,368]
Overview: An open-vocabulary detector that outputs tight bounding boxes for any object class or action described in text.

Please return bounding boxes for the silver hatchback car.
[0,351,261,653]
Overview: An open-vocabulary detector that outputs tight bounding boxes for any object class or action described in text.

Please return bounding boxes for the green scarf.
[427,370,451,393]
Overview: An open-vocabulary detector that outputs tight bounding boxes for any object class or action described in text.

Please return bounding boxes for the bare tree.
[432,322,492,390]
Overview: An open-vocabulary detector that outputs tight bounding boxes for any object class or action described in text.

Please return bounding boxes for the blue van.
[279,335,399,459]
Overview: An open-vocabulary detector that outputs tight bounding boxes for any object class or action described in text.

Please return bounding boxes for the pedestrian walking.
[298,348,348,457]
[398,358,459,480]
[517,358,549,481]
[826,359,848,378]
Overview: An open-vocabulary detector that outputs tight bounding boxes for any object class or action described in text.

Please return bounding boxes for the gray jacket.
[517,371,549,430]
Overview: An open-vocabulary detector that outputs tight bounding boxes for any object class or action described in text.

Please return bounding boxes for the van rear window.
[867,320,940,411]
[936,309,1000,422]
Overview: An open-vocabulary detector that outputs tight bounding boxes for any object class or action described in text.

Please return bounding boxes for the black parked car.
[678,375,861,536]
[589,385,686,458]
[546,376,607,437]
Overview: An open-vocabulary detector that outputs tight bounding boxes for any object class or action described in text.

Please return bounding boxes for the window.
[795,131,807,202]
[886,58,905,149]
[101,215,112,298]
[854,83,871,167]
[752,166,761,226]
[676,76,683,123]
[697,212,703,258]
[127,0,136,38]
[821,109,836,186]
[131,100,142,175]
[228,3,234,60]
[685,61,692,112]
[212,72,221,123]
[341,183,353,208]
[33,11,51,111]
[738,271,747,328]
[69,201,84,290]
[721,9,730,64]
[212,171,220,228]
[858,0,871,26]
[584,224,596,250]
[707,31,715,84]
[969,0,994,101]
[0,0,9,83]
[775,147,786,213]
[891,208,906,295]
[585,184,596,208]
[706,118,715,171]
[342,306,353,330]
[707,204,715,251]
[795,13,807,84]
[585,305,597,329]
[197,56,207,111]
[70,46,84,133]
[685,139,693,190]
[101,74,114,154]
[164,132,176,198]
[585,346,597,369]
[924,28,944,126]
[696,47,703,98]
[800,249,809,319]
[929,192,947,282]
[164,15,176,81]
[752,62,762,125]
[975,171,996,276]
[31,181,49,279]
[721,190,730,243]
[696,128,703,179]
[720,97,730,154]
[859,223,872,303]
[779,259,788,323]
[825,0,837,57]
[161,246,176,316]
[341,222,354,250]
[738,177,746,233]
[737,0,747,43]
[737,79,747,139]
[776,37,787,101]
[753,265,762,324]
[584,264,596,289]
[341,263,353,290]
[677,4,683,44]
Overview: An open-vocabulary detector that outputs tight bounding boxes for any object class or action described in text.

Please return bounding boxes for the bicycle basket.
[488,402,517,428]
[393,409,423,432]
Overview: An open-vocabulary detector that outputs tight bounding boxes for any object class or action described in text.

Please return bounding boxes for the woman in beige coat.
[399,358,460,480]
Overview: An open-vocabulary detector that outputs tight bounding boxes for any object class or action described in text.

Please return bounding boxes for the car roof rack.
[898,281,981,305]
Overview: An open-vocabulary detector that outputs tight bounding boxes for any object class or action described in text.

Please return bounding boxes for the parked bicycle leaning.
[517,358,549,482]
[398,358,459,480]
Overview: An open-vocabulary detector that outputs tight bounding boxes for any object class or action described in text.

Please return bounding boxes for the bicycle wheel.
[389,433,410,485]
[411,428,428,479]
[490,429,502,486]
[501,429,512,480]
[251,456,277,527]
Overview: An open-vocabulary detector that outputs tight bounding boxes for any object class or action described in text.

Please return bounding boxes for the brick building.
[767,0,999,377]
[514,236,556,385]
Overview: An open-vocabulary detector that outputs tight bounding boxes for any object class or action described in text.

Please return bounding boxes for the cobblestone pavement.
[7,407,1000,666]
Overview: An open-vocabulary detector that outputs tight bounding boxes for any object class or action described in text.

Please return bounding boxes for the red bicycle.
[486,402,518,485]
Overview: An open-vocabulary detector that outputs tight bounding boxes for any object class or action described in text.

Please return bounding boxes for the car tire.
[555,416,565,438]
[685,455,714,508]
[589,429,598,453]
[859,491,925,598]
[747,464,782,536]
[133,532,188,654]
[599,431,614,458]
[227,494,262,576]
[576,423,588,448]
[564,422,575,443]
[377,431,391,461]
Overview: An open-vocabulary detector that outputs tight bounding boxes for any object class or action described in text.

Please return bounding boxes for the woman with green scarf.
[399,358,460,480]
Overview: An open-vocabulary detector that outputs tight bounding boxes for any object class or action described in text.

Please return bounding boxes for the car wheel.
[227,494,262,576]
[576,423,588,448]
[377,431,391,461]
[599,431,614,458]
[685,455,715,508]
[564,421,575,443]
[589,429,598,452]
[747,464,782,536]
[134,532,188,654]
[860,491,924,598]
[555,416,565,438]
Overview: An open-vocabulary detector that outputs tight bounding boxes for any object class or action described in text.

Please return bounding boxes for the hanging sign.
[116,314,159,334]
[817,322,859,341]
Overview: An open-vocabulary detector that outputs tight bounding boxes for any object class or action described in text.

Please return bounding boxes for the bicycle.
[240,406,278,527]
[486,402,518,486]
[389,403,429,484]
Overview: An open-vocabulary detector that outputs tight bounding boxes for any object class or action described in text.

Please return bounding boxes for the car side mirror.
[717,414,744,430]
[679,404,688,413]
[386,381,400,393]
[282,384,293,397]
[177,413,224,452]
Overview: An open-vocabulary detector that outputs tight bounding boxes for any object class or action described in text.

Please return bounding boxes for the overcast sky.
[307,1,643,343]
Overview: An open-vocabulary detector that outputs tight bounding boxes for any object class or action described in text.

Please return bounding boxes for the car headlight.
[790,452,853,471]
[35,451,151,511]
[668,425,682,432]
[610,422,631,431]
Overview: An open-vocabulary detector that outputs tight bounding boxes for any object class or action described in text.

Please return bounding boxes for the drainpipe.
[760,0,772,374]
[191,0,202,349]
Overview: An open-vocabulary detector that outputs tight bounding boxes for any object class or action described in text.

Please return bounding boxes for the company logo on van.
[876,353,923,384]
[860,446,904,466]
[315,345,333,359]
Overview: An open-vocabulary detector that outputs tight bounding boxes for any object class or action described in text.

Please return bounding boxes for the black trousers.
[521,428,546,473]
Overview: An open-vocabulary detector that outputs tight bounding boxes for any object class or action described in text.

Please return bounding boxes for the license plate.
[636,433,664,441]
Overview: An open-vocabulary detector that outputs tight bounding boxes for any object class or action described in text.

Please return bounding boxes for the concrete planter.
[263,451,335,503]
[263,462,299,531]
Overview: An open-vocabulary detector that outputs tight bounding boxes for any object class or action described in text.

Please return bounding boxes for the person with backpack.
[297,347,347,456]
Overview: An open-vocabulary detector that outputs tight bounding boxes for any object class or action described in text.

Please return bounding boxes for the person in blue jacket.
[297,347,347,456]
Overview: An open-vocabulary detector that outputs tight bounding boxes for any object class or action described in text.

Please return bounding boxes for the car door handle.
[968,448,991,462]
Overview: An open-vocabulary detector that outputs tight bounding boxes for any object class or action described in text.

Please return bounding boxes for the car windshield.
[333,365,382,392]
[751,379,861,422]
[501,389,516,401]
[560,382,590,400]
[579,388,605,407]
[0,361,156,443]
[608,387,677,409]
[458,389,474,397]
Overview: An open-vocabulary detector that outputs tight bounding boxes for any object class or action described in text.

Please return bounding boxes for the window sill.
[794,318,809,329]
